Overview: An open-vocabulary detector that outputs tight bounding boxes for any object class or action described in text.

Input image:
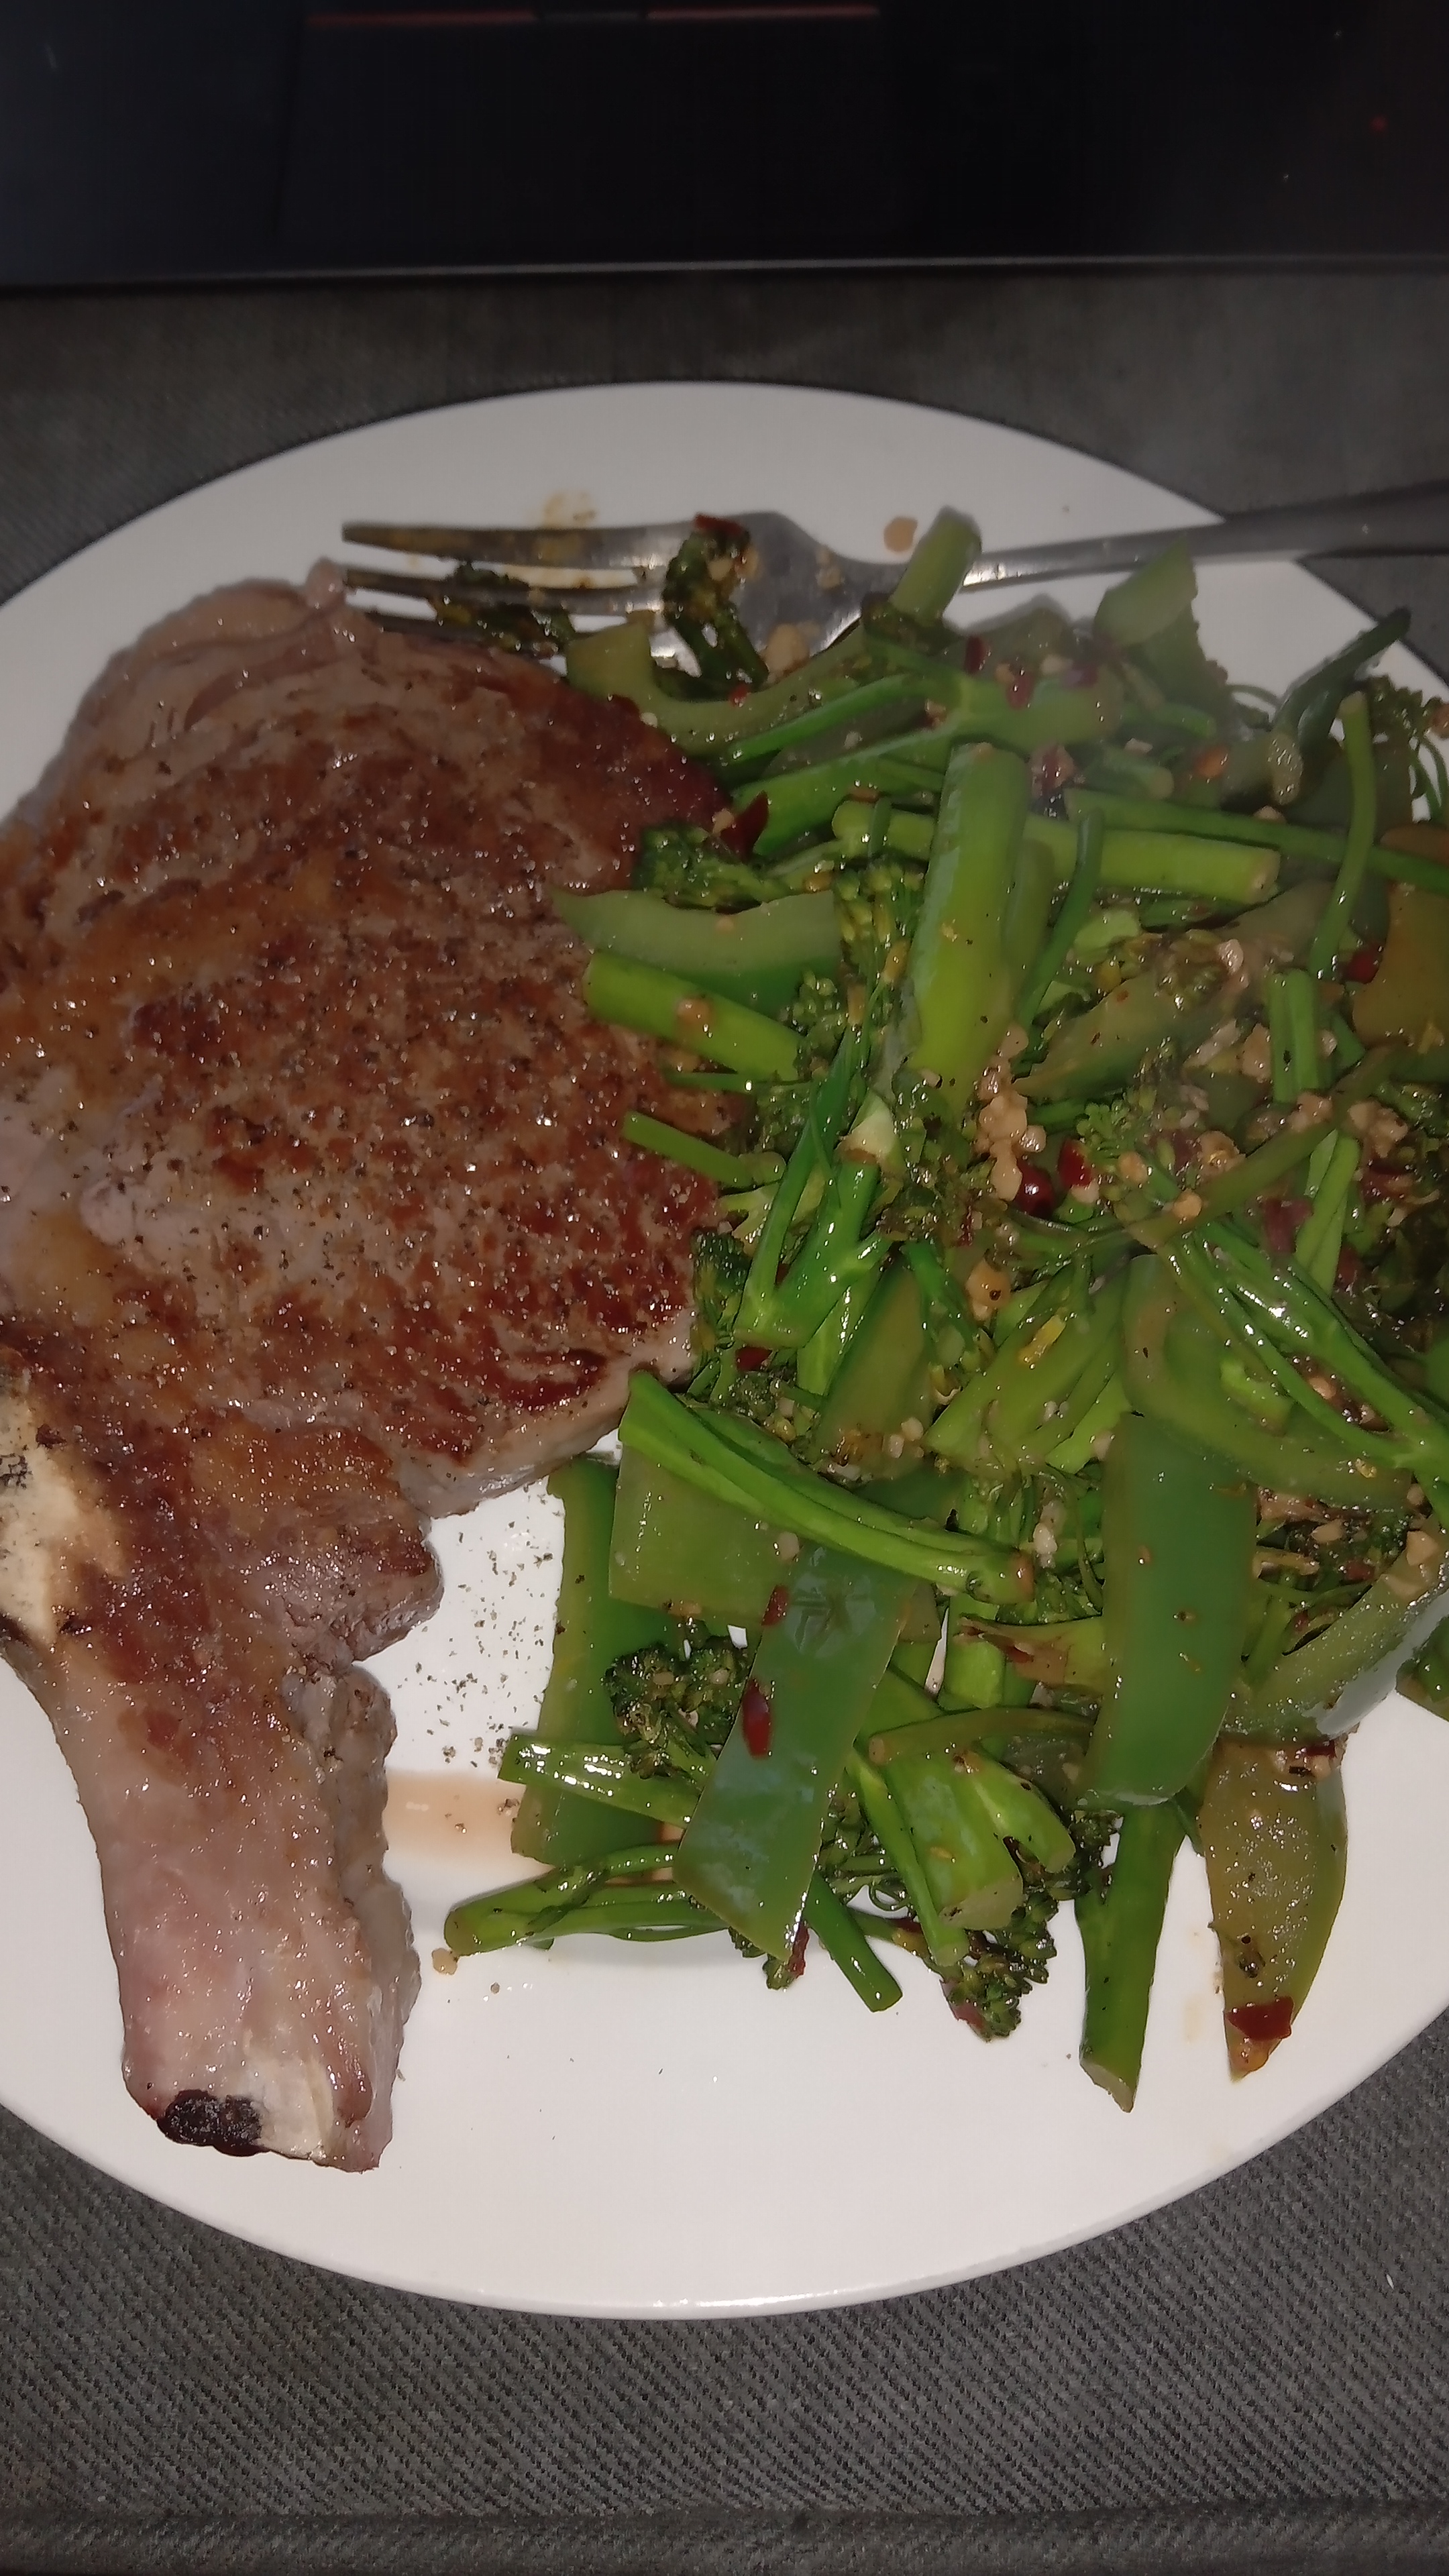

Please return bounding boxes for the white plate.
[1,382,1446,2319]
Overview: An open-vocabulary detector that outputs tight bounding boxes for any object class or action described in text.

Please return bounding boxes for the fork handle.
[959,479,1449,590]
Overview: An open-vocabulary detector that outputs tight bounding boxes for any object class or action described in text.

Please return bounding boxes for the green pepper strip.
[1078,1411,1256,1806]
[803,1873,904,2011]
[1199,1739,1347,2069]
[606,1447,794,1627]
[1016,812,1106,1025]
[1064,786,1449,899]
[1077,1805,1185,2110]
[512,1459,665,1868]
[584,952,800,1083]
[623,1381,1032,1603]
[621,1113,784,1191]
[498,1735,697,1827]
[673,1544,914,1957]
[1267,967,1322,1104]
[907,741,1030,1116]
[1306,692,1377,977]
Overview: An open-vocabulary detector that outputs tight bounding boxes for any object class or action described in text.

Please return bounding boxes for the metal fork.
[341,478,1449,655]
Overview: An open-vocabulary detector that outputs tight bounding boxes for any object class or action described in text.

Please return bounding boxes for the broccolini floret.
[605,1624,750,1765]
[661,520,768,696]
[944,1809,1116,2040]
[634,822,773,911]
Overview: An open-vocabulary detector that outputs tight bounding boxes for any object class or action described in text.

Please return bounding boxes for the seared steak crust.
[0,570,720,2164]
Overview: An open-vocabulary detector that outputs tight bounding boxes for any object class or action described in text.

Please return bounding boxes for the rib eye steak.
[0,566,720,2166]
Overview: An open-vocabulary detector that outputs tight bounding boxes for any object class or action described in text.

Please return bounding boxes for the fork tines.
[341,561,663,618]
[341,520,689,572]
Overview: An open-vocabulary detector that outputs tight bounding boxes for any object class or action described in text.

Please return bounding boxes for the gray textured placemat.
[2,269,1448,2576]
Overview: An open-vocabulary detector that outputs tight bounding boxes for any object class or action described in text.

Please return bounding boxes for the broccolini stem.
[444,1845,678,1954]
[621,1112,784,1191]
[1077,1804,1184,2111]
[620,1377,1033,1602]
[1015,810,1104,1026]
[711,674,930,782]
[1307,692,1376,977]
[1267,967,1324,1104]
[498,1733,697,1826]
[1198,1222,1449,1490]
[888,506,981,621]
[1065,788,1449,899]
[1293,1131,1360,1293]
[803,1874,904,2011]
[1024,812,1277,907]
[584,952,800,1082]
[747,1161,888,1350]
[1132,1118,1324,1248]
[907,741,1030,1116]
[843,1748,963,1973]
[735,1031,863,1347]
[1230,1530,1449,1739]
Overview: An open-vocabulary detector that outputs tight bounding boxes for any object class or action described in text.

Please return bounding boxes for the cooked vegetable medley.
[446,509,1449,2104]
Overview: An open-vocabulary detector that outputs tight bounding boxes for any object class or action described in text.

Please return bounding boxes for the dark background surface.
[3,1,1449,280]
[1,265,1449,2574]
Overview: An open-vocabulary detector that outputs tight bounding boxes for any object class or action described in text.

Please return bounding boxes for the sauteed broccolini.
[445,508,1449,2105]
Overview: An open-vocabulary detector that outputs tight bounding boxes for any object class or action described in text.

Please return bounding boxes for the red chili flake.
[735,1344,770,1374]
[1342,1559,1375,1584]
[728,684,752,706]
[1362,1165,1413,1201]
[964,633,990,675]
[1344,943,1382,983]
[1171,1129,1195,1175]
[762,1585,792,1627]
[741,1680,773,1758]
[1227,1996,1294,2044]
[693,512,748,541]
[720,792,769,855]
[1030,743,1075,800]
[999,659,1036,709]
[782,1916,810,1982]
[1299,1736,1339,1762]
[1260,1196,1311,1258]
[1058,1138,1095,1191]
[1014,1161,1057,1215]
[1334,1243,1363,1292]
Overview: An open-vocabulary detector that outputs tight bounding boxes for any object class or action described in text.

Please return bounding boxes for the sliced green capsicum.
[1078,1411,1256,1805]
